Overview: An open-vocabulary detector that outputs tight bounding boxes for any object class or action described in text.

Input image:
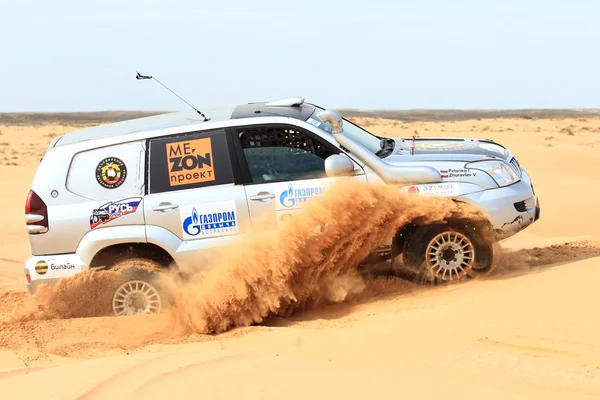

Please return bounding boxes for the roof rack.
[265,97,305,107]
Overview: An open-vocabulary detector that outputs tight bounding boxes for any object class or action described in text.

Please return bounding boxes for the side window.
[238,125,337,183]
[148,129,234,194]
[66,140,146,201]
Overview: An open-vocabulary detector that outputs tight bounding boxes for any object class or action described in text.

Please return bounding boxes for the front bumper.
[456,170,540,240]
[24,253,85,295]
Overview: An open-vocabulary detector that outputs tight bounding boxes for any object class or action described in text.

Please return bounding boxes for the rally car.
[23,97,540,315]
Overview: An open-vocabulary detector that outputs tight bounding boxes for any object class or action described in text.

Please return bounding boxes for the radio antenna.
[135,72,210,121]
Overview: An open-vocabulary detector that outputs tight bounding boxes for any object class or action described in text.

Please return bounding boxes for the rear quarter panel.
[28,140,147,256]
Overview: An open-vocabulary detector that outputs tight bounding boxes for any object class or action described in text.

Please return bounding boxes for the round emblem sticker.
[96,157,127,189]
[35,260,48,275]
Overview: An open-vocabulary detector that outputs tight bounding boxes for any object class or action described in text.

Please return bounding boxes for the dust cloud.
[13,179,489,335]
[167,179,487,334]
[10,270,123,322]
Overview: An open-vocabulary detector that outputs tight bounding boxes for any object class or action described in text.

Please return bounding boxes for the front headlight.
[465,160,519,187]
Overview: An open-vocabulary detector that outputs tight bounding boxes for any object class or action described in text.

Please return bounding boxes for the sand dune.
[0,116,599,399]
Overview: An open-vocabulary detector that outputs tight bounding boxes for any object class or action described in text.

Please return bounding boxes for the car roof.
[55,98,317,147]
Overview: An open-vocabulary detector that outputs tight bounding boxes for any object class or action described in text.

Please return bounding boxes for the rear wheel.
[109,258,168,316]
[112,279,162,316]
[394,223,494,284]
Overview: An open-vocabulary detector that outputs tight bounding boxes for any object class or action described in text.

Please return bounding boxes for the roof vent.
[265,97,305,107]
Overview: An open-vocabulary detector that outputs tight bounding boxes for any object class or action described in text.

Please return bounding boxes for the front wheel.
[395,223,494,284]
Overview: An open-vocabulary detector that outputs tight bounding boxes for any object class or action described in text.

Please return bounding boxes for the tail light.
[25,190,49,234]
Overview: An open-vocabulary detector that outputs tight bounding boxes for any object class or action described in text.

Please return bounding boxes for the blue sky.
[1,0,598,112]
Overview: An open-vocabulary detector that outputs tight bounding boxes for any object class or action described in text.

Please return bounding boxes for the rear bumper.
[26,278,61,295]
[457,170,540,240]
[24,253,84,295]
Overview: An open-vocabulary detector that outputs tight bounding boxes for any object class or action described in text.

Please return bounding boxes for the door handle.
[250,191,276,202]
[152,203,179,212]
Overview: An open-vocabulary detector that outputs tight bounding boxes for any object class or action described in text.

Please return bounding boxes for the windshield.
[307,107,388,155]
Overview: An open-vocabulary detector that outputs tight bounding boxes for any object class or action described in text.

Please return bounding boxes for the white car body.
[23,98,540,292]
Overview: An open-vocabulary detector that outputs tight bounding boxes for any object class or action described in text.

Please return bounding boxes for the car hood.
[386,138,511,162]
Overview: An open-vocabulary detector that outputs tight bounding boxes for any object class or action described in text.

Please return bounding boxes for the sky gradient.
[1,0,598,112]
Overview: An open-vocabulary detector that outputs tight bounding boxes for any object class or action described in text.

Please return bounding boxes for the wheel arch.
[392,201,497,260]
[89,242,177,270]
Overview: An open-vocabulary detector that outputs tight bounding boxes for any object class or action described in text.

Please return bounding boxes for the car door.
[143,128,251,267]
[230,123,368,231]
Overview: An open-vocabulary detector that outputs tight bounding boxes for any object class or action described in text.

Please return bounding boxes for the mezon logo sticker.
[180,200,239,240]
[166,138,214,186]
[89,197,142,229]
[279,183,325,209]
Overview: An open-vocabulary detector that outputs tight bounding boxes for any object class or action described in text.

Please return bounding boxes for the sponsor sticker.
[414,141,478,151]
[439,168,477,179]
[180,200,239,240]
[406,183,460,197]
[95,157,127,189]
[49,261,77,271]
[89,197,142,229]
[278,183,325,210]
[35,260,48,275]
[166,138,215,186]
[29,256,83,280]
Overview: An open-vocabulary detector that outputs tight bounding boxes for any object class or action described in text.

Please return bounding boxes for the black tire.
[110,258,172,316]
[394,222,494,285]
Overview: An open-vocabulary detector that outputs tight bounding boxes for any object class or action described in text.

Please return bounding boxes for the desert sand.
[1,116,600,399]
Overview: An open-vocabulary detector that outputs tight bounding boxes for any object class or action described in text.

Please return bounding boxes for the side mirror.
[325,154,355,177]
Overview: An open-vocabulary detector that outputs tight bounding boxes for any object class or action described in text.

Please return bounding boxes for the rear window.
[66,140,146,201]
[147,129,234,194]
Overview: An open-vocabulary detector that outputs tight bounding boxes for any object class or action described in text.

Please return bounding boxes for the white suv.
[23,97,540,315]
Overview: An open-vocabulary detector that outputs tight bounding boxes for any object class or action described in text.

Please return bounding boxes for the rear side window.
[148,129,234,194]
[66,140,146,201]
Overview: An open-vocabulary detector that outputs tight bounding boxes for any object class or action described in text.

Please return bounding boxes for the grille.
[510,157,521,175]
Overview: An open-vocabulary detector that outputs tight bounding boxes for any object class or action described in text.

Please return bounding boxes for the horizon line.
[2,107,600,114]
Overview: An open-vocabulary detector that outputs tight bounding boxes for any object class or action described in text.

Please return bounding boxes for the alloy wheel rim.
[425,231,475,281]
[112,280,161,316]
